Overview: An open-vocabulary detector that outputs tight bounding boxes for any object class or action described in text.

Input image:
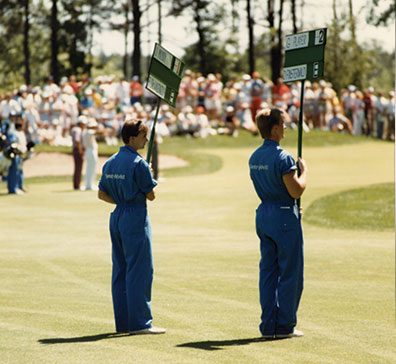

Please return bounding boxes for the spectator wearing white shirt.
[374,91,388,139]
[385,91,395,141]
[352,91,365,136]
[82,119,99,190]
[115,76,130,106]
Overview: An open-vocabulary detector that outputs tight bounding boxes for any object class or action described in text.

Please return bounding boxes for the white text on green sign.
[147,75,166,99]
[283,64,307,83]
[285,32,309,51]
[154,44,173,69]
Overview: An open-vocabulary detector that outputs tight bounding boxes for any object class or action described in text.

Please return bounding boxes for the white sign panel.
[146,75,166,99]
[283,64,307,83]
[154,44,173,69]
[285,32,309,51]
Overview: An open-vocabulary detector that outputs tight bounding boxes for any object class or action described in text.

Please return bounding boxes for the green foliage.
[366,0,396,26]
[182,41,239,81]
[305,183,395,231]
[325,10,395,93]
[0,0,393,93]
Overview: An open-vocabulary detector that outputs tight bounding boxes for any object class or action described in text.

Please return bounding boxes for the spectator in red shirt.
[272,77,290,108]
[130,76,143,105]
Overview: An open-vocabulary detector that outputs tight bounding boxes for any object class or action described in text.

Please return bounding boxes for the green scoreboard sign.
[283,28,327,83]
[146,43,185,107]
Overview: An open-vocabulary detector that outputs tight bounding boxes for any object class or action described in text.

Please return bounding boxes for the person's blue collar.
[263,139,279,146]
[121,145,138,154]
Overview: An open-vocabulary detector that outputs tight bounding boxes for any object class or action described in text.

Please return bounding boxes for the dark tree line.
[0,0,394,91]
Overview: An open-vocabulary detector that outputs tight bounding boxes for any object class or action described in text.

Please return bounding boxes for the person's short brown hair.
[121,119,148,144]
[255,108,283,139]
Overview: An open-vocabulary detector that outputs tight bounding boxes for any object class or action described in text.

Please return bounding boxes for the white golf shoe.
[276,329,304,339]
[130,327,166,335]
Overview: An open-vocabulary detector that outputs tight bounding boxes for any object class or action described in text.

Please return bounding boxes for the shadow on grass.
[38,332,130,345]
[177,337,278,351]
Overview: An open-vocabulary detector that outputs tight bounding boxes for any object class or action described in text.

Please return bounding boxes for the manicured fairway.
[0,134,394,364]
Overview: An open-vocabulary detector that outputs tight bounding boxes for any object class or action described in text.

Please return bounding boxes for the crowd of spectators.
[0,70,394,150]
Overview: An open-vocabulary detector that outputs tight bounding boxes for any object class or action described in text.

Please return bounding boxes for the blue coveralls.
[98,145,157,332]
[249,139,304,336]
[6,130,24,194]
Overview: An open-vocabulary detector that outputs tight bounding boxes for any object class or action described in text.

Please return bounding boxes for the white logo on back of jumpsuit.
[105,174,126,179]
[250,164,269,171]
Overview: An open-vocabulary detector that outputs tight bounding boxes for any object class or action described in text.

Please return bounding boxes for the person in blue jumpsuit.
[6,115,26,194]
[98,118,166,335]
[249,108,307,339]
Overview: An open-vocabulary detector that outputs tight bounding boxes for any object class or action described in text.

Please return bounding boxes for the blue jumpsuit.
[6,130,24,194]
[249,139,304,336]
[98,145,157,332]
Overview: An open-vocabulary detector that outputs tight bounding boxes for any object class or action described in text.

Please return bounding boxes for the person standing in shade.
[98,118,165,335]
[249,108,307,339]
[71,115,86,190]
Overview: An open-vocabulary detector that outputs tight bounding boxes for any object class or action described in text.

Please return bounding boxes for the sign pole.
[297,79,305,208]
[298,79,305,161]
[146,97,161,164]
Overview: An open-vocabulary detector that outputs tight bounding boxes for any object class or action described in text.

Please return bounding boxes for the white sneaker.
[130,327,166,335]
[276,329,304,339]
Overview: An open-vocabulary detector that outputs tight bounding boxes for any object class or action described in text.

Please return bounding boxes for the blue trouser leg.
[256,204,304,335]
[122,219,153,331]
[7,158,20,194]
[377,121,384,139]
[258,234,279,335]
[274,225,304,334]
[110,212,129,332]
[110,207,153,332]
[18,165,24,190]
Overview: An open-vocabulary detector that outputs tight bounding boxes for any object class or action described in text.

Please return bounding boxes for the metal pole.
[297,79,305,208]
[146,97,161,164]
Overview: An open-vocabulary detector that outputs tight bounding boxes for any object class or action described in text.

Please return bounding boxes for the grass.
[0,132,395,364]
[33,129,388,179]
[305,182,395,231]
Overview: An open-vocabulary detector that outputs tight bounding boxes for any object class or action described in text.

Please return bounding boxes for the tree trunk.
[300,0,304,31]
[268,0,284,83]
[158,0,162,43]
[123,1,129,78]
[131,0,142,80]
[332,0,340,91]
[86,2,94,76]
[268,0,278,83]
[50,0,59,83]
[291,0,298,33]
[247,0,255,74]
[194,1,207,75]
[348,0,356,42]
[23,0,31,85]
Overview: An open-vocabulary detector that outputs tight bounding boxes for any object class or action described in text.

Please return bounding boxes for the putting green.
[305,182,394,230]
[0,136,394,364]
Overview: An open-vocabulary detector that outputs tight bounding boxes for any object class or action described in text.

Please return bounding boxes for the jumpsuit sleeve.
[98,162,108,192]
[279,152,297,176]
[135,159,158,194]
